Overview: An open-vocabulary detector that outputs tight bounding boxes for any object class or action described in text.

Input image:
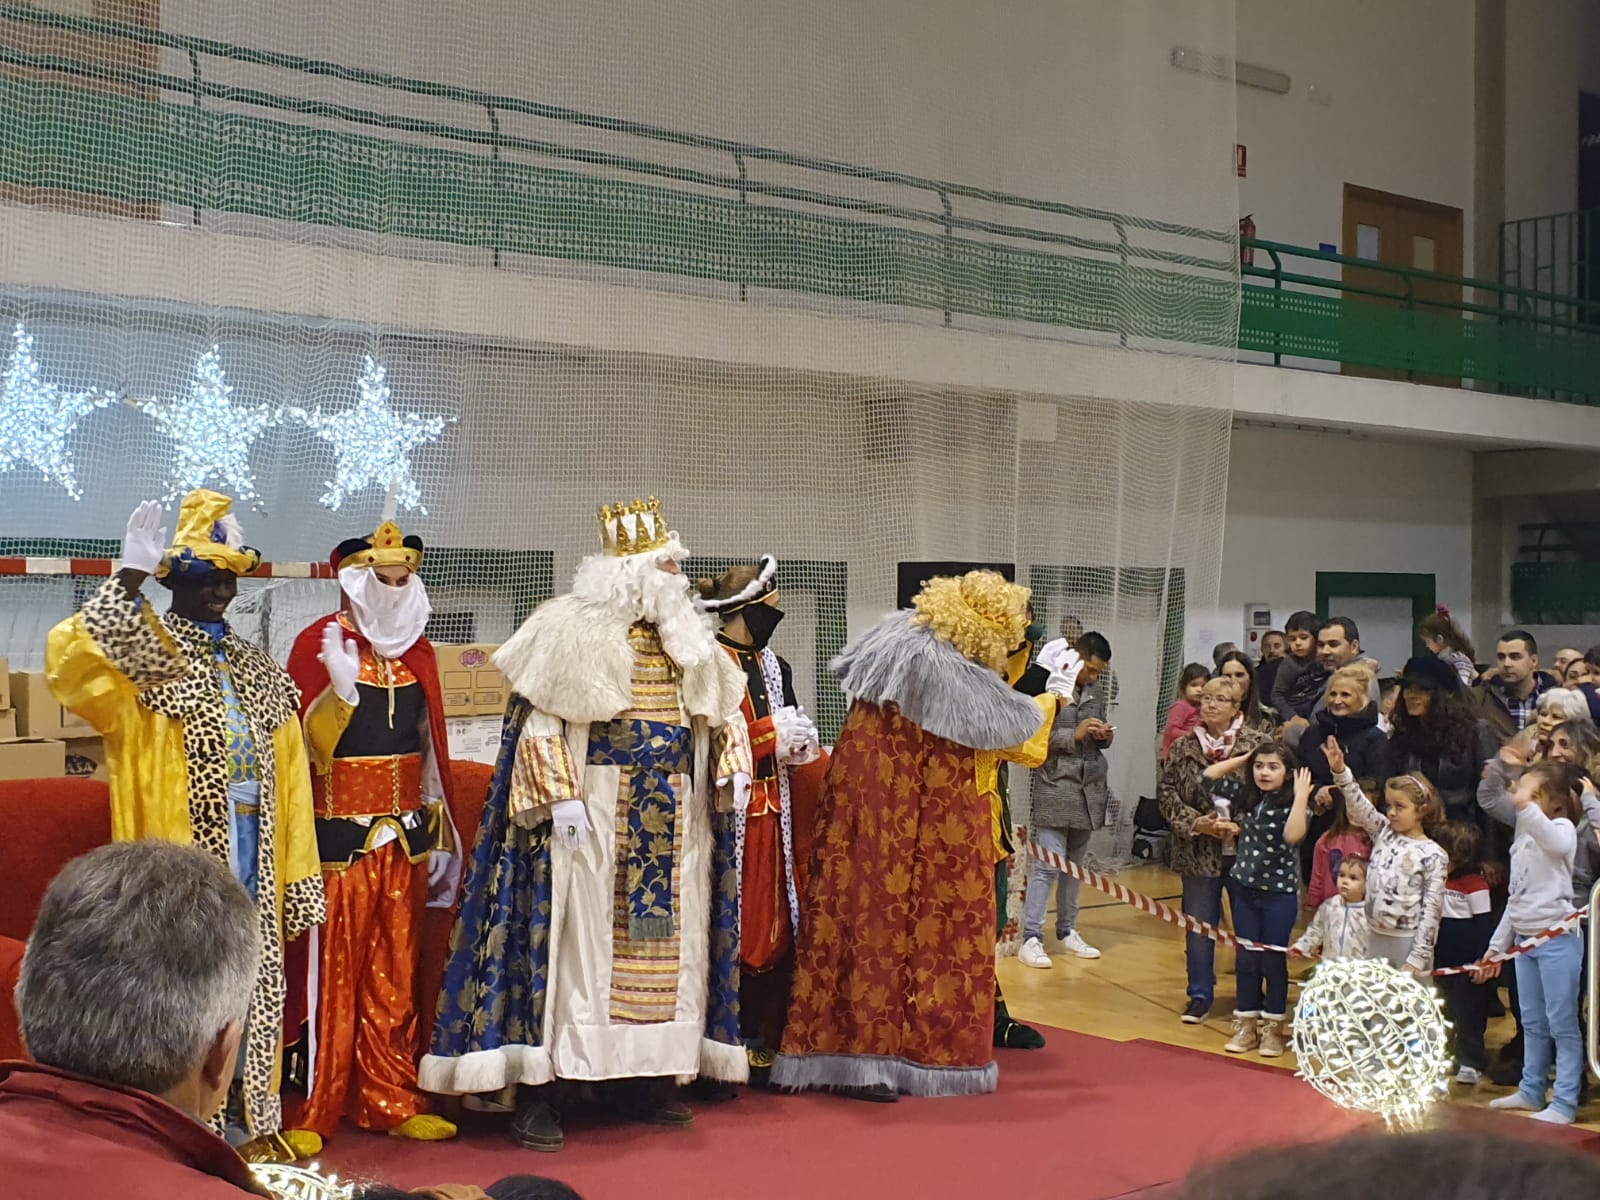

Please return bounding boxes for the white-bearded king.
[420,498,752,1152]
[283,520,464,1145]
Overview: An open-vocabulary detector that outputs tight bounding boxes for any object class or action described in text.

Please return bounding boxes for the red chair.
[0,778,114,1060]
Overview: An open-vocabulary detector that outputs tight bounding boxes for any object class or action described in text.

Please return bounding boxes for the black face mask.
[738,602,786,650]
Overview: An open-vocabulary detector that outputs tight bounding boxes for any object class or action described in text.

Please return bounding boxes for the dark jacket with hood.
[1298,702,1392,788]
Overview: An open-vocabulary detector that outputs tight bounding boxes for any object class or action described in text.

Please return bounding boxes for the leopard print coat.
[79,580,326,1136]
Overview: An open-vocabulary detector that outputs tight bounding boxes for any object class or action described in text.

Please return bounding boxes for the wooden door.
[1341,184,1464,385]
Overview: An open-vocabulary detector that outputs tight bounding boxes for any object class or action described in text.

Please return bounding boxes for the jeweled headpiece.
[332,519,424,574]
[597,496,673,557]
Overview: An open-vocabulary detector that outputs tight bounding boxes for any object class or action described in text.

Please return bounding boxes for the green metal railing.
[2,5,1599,401]
[1242,238,1600,402]
[1501,206,1599,326]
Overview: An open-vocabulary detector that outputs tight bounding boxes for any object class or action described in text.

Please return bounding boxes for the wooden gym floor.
[997,861,1600,1130]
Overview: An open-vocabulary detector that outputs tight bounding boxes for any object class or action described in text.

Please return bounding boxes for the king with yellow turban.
[45,492,326,1163]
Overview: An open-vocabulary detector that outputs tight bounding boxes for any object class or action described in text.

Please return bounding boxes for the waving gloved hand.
[319,621,362,705]
[120,500,168,576]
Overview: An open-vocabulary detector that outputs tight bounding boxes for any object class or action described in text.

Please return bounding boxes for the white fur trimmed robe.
[420,594,752,1096]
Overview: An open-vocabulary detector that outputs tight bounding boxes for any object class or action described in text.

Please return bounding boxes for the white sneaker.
[1488,1092,1541,1112]
[1061,930,1102,960]
[1019,937,1053,969]
[1454,1066,1480,1086]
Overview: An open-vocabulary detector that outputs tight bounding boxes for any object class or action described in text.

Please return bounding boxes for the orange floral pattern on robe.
[780,700,996,1076]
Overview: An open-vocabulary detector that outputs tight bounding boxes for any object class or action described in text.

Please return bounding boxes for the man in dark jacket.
[1019,632,1113,968]
[1475,630,1556,743]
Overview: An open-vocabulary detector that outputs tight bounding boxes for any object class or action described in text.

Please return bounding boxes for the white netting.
[0,1,1239,866]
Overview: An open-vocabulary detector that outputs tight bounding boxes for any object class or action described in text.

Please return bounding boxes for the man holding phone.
[1021,632,1115,967]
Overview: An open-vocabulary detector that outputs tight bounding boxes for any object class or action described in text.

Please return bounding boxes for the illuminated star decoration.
[143,346,276,504]
[0,322,116,499]
[292,356,450,514]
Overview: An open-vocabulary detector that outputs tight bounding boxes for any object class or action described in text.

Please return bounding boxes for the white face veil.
[339,564,432,658]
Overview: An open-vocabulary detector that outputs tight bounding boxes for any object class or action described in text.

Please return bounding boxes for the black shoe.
[687,1077,739,1104]
[996,1016,1047,1049]
[837,1083,899,1103]
[1182,998,1210,1024]
[613,1081,695,1128]
[510,1101,564,1153]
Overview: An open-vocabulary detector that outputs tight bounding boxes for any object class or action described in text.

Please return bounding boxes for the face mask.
[738,602,786,650]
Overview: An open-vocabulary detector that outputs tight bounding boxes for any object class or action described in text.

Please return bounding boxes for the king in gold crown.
[597,496,673,557]
[333,519,424,573]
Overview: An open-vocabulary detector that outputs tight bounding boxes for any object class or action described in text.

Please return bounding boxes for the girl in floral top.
[1206,742,1312,1058]
[1324,736,1448,974]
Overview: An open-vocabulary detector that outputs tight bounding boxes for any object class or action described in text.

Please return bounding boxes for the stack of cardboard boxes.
[0,660,105,781]
[0,644,509,780]
[437,643,510,765]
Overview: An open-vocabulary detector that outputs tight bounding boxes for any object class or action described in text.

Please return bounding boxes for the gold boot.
[391,1113,458,1141]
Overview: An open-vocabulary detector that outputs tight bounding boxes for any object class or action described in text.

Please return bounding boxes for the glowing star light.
[1292,957,1451,1129]
[0,323,115,498]
[143,346,276,503]
[292,356,448,514]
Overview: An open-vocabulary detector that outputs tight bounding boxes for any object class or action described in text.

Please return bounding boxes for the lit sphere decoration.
[250,1162,355,1200]
[1291,957,1452,1129]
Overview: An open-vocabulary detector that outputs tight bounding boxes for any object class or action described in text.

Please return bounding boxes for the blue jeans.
[1514,928,1584,1118]
[1023,826,1093,942]
[1229,884,1297,1016]
[1182,871,1229,1005]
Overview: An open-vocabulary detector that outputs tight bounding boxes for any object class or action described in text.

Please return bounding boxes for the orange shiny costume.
[285,613,459,1140]
[297,837,427,1134]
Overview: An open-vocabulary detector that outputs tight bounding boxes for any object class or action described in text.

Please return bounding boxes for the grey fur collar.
[832,611,1044,750]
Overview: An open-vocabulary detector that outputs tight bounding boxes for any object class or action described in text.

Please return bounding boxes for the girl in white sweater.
[1474,760,1585,1125]
[1323,737,1448,975]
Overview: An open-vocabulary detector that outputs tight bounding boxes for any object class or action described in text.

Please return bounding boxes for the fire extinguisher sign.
[1235,143,1247,177]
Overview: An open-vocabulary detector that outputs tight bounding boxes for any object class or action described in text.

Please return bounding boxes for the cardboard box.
[0,709,14,740]
[446,714,505,765]
[0,737,65,781]
[63,735,108,782]
[0,657,10,710]
[10,670,92,739]
[436,644,508,716]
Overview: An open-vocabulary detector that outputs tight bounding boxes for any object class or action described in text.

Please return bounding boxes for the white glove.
[731,772,753,813]
[773,706,821,765]
[319,622,362,705]
[120,500,167,575]
[425,849,459,908]
[551,799,590,850]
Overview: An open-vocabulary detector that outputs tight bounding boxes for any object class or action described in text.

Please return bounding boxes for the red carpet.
[318,1029,1373,1199]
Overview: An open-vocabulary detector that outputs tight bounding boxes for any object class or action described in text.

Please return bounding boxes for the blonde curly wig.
[911,570,1031,673]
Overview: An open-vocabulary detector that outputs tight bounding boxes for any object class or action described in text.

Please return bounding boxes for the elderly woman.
[1158,676,1272,1024]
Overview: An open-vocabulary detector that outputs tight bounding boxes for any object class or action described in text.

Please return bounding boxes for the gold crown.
[598,496,673,557]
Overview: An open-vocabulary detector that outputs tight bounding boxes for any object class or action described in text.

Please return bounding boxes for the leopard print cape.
[82,581,327,1135]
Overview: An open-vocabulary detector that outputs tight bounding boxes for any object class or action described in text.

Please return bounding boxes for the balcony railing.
[1,4,1598,402]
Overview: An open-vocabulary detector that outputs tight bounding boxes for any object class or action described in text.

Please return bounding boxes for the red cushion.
[0,936,25,1061]
[415,760,495,1025]
[0,778,112,942]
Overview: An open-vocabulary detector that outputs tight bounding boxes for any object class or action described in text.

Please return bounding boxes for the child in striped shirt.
[1432,821,1496,1086]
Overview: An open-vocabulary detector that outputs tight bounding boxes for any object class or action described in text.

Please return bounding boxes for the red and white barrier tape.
[1022,836,1585,977]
